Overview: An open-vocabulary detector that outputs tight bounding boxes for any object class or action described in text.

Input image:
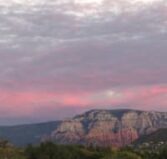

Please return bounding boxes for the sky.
[0,0,167,125]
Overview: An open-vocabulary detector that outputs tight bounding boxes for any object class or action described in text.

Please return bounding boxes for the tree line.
[0,139,167,159]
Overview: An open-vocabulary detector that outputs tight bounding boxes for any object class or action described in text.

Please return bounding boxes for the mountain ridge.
[48,109,167,147]
[0,121,60,146]
[1,109,167,147]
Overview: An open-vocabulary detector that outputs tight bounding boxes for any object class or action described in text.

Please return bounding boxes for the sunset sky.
[0,0,167,124]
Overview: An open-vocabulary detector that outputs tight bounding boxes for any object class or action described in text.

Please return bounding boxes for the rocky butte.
[48,109,167,147]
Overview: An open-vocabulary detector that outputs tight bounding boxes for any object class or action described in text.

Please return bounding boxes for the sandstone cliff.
[49,109,167,147]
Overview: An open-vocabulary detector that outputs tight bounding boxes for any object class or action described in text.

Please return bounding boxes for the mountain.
[0,121,60,146]
[48,109,167,147]
[1,109,167,147]
[134,128,167,145]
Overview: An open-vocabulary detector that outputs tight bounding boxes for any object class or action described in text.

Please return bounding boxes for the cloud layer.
[0,0,166,124]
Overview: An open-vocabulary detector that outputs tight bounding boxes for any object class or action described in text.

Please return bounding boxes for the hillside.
[0,121,60,146]
[134,128,167,145]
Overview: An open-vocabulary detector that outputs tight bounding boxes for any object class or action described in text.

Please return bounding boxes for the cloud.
[0,0,166,124]
[0,85,166,118]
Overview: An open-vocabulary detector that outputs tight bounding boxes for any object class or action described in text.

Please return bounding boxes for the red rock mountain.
[48,109,167,147]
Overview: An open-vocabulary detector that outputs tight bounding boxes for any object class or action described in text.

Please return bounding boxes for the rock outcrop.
[49,109,167,147]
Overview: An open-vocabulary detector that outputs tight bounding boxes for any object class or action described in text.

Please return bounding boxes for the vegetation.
[134,128,167,145]
[1,139,167,159]
[0,139,25,159]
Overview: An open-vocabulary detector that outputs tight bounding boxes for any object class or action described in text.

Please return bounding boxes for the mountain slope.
[134,128,167,145]
[0,121,60,146]
[49,109,167,147]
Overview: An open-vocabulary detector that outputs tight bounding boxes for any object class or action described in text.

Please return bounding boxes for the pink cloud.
[0,85,166,119]
[114,85,167,110]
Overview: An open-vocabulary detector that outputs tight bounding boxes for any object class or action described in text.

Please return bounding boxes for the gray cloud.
[0,0,167,123]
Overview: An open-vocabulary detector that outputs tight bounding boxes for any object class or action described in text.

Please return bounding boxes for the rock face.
[49,109,167,147]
